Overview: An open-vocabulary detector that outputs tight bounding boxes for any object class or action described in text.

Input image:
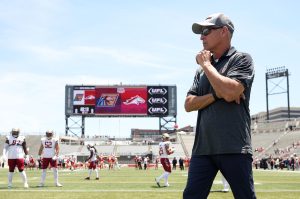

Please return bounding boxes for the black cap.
[192,13,234,34]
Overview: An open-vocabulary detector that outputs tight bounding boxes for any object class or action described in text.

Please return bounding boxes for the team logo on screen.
[148,88,167,95]
[96,94,119,107]
[148,97,167,105]
[84,95,95,100]
[74,94,84,101]
[148,107,168,114]
[123,95,145,105]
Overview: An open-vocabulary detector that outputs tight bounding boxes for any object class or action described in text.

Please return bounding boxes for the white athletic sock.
[164,172,170,185]
[53,168,59,184]
[20,171,28,184]
[157,171,168,182]
[88,169,92,177]
[8,172,13,185]
[40,169,47,184]
[95,168,99,178]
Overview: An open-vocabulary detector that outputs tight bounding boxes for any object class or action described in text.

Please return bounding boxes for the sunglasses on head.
[201,26,223,36]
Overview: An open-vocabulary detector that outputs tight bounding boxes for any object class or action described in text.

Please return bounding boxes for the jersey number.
[45,141,53,148]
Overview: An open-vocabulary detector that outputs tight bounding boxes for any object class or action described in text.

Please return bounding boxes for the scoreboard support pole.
[65,115,86,138]
[265,67,290,120]
[159,116,177,134]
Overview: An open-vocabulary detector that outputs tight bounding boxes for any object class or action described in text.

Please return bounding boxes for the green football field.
[0,167,300,199]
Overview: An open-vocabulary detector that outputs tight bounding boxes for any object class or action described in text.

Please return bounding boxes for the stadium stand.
[177,133,195,157]
[1,118,298,166]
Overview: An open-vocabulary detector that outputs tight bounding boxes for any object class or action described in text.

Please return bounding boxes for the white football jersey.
[5,135,26,159]
[41,137,58,158]
[158,141,172,158]
[89,147,97,161]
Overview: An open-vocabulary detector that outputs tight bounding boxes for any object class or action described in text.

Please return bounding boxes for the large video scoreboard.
[65,85,177,117]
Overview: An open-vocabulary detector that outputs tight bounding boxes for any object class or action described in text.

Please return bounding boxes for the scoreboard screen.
[65,85,177,117]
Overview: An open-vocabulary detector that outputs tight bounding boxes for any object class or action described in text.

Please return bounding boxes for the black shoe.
[95,177,99,180]
[85,177,90,180]
[155,178,160,187]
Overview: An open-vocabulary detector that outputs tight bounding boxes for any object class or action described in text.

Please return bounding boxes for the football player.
[28,155,36,170]
[155,133,174,187]
[37,130,62,187]
[98,154,105,169]
[2,128,29,188]
[85,144,99,180]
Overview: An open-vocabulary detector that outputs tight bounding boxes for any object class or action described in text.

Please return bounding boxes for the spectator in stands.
[38,130,62,187]
[2,128,29,188]
[155,133,174,187]
[172,157,177,170]
[183,13,256,199]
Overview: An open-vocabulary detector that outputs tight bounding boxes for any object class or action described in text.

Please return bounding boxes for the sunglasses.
[201,27,222,36]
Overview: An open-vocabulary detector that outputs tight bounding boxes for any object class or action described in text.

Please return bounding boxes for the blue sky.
[0,0,299,137]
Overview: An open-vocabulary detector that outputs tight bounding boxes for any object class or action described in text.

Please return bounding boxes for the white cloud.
[25,45,72,62]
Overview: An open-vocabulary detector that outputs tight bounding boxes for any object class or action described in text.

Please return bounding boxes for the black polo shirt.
[187,46,254,155]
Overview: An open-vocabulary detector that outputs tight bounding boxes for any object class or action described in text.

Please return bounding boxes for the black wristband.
[212,90,220,101]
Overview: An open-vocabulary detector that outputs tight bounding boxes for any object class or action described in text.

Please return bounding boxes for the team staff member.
[183,13,256,199]
[2,128,29,188]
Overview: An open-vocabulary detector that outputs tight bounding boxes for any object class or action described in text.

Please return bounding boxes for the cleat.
[222,189,229,193]
[155,178,160,187]
[37,183,44,187]
[164,183,170,187]
[95,177,99,180]
[8,184,12,189]
[24,183,29,188]
[56,183,63,187]
[85,177,90,180]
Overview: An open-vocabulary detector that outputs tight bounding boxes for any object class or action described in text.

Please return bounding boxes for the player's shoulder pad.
[19,135,25,140]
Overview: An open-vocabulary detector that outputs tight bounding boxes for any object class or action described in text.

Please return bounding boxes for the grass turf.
[0,167,300,199]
